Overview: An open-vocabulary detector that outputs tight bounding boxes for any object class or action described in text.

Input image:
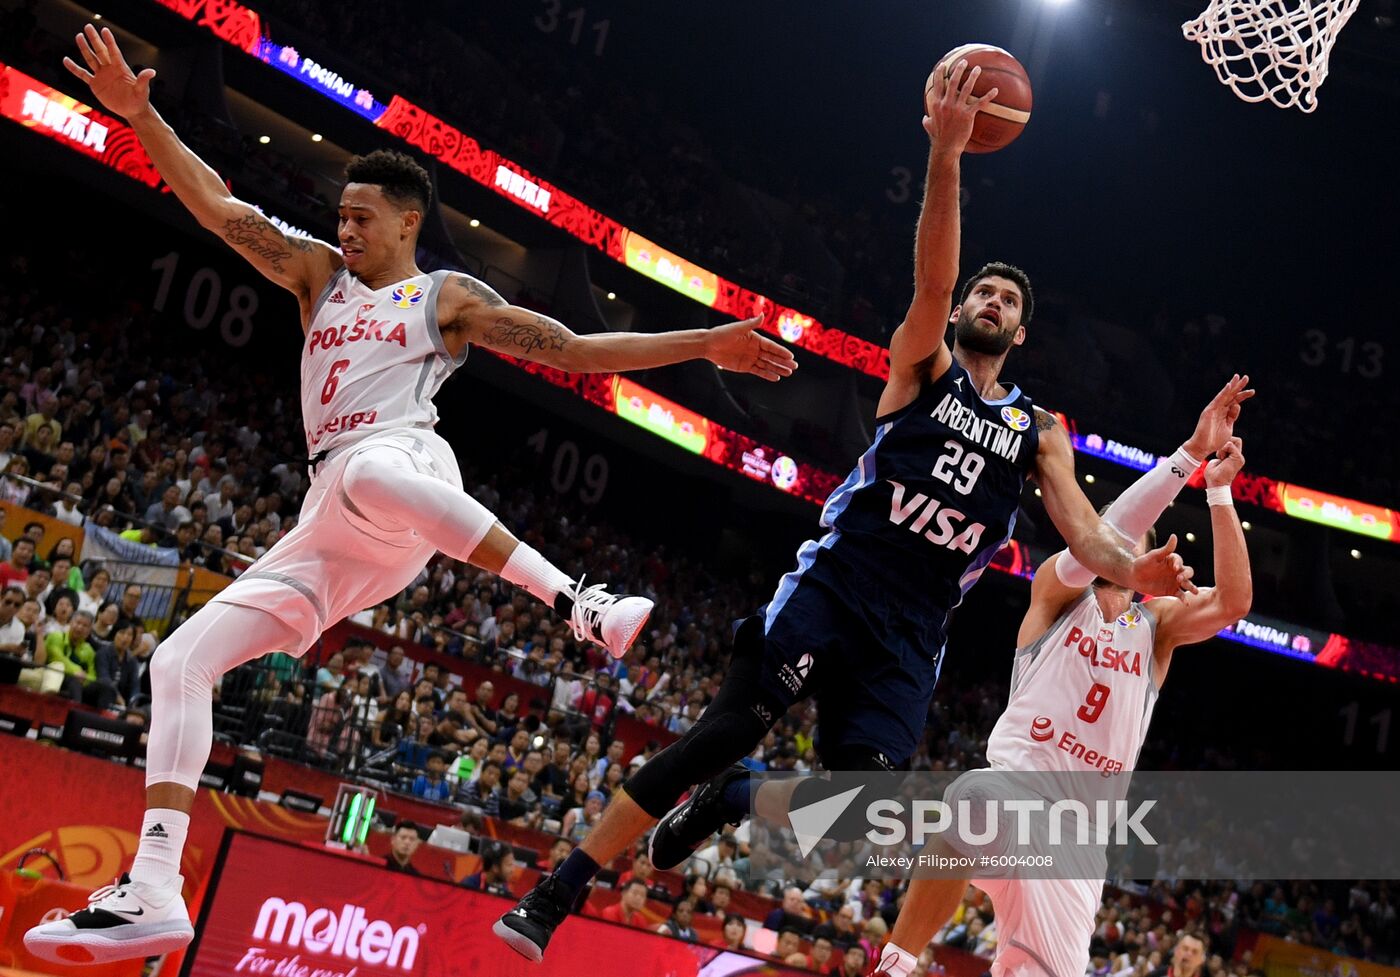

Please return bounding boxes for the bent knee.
[147,639,191,693]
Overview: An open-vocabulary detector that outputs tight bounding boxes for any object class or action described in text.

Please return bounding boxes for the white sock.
[501,543,574,609]
[874,943,919,977]
[129,809,190,885]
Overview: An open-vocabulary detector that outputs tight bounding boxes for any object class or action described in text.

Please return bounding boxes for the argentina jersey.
[779,357,1039,650]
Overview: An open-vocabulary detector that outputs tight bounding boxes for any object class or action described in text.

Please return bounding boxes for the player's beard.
[953,307,1017,355]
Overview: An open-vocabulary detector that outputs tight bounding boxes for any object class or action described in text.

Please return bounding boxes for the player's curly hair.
[960,261,1034,326]
[345,149,432,213]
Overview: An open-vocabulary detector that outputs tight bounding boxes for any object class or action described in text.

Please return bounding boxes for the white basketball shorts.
[206,428,463,654]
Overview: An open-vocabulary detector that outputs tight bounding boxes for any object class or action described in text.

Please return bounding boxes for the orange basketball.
[925,43,1033,153]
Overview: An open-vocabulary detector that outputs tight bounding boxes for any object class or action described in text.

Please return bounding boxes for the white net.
[1183,0,1362,112]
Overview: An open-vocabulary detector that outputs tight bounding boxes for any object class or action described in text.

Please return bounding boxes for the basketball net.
[1183,0,1361,112]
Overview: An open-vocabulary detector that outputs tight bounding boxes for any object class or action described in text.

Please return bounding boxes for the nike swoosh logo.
[113,908,145,917]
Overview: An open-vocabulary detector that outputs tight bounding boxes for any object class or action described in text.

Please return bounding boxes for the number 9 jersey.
[986,591,1160,777]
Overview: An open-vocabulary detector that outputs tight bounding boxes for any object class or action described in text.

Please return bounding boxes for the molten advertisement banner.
[184,833,813,977]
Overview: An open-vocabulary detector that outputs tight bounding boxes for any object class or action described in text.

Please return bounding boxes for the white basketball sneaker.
[24,873,194,965]
[566,577,652,659]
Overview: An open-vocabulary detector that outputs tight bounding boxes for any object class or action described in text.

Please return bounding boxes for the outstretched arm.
[1033,409,1196,598]
[442,274,796,379]
[878,60,999,417]
[64,25,339,300]
[1053,374,1254,589]
[1150,439,1253,682]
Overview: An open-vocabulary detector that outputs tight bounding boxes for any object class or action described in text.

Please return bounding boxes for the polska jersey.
[780,357,1039,654]
[300,268,464,457]
[986,591,1160,777]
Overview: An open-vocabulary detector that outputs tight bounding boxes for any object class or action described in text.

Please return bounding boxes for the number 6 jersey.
[300,268,463,457]
[986,591,1161,776]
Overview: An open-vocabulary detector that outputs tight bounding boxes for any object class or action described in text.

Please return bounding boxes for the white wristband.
[1171,445,1203,476]
[1205,485,1233,507]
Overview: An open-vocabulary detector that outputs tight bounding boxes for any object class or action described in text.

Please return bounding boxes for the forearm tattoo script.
[482,315,569,355]
[222,214,294,273]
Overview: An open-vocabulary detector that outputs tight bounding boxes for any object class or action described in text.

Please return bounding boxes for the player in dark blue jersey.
[495,59,1195,963]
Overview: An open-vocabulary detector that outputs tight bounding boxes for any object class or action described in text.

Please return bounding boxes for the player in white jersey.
[873,377,1255,977]
[25,26,797,966]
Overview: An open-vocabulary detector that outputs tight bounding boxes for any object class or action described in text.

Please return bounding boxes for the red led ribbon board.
[0,63,163,189]
[496,352,840,506]
[373,96,627,257]
[152,0,263,55]
[186,832,816,977]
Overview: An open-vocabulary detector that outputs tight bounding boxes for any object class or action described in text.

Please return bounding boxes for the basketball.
[926,43,1033,153]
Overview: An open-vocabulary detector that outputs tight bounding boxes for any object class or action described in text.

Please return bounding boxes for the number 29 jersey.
[804,357,1040,642]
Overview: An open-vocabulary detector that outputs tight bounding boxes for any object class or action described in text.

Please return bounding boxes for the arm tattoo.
[452,274,507,308]
[482,314,569,355]
[222,214,293,273]
[1034,408,1057,432]
[287,236,316,253]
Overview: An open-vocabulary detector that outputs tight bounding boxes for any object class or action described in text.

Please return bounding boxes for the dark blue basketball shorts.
[743,572,944,768]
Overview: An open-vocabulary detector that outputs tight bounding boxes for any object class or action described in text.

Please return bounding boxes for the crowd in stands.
[1,8,1398,959]
[3,223,1400,970]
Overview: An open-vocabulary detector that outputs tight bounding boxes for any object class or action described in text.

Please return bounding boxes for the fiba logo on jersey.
[1030,716,1054,742]
[1000,405,1031,431]
[390,283,425,309]
[1116,608,1143,629]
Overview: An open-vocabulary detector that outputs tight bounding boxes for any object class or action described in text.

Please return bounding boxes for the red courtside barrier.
[0,734,1009,977]
[185,831,812,977]
[0,874,144,977]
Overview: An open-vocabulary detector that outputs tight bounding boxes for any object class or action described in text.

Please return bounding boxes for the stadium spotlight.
[1185,532,1196,543]
[1084,474,1095,484]
[1034,487,1042,497]
[93,13,102,19]
[258,135,270,144]
[469,218,481,228]
[607,292,617,300]
[1350,548,1362,559]
[1241,521,1252,531]
[311,133,323,142]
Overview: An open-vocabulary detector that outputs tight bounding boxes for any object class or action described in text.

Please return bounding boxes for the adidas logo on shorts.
[327,290,347,304]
